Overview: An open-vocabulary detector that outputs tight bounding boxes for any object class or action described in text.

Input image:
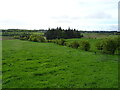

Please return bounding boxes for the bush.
[28,35,46,42]
[95,41,103,50]
[63,42,70,47]
[19,36,27,40]
[69,41,79,49]
[102,38,117,54]
[39,36,46,42]
[96,37,120,54]
[54,39,66,45]
[54,39,59,44]
[13,36,20,39]
[47,40,53,43]
[79,40,90,51]
[57,39,66,45]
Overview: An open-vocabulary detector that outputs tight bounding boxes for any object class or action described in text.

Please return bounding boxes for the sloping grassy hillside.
[2,39,118,88]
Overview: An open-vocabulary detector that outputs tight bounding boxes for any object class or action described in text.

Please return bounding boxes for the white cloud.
[0,0,118,30]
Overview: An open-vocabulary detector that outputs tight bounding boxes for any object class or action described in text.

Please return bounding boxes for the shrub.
[96,37,120,54]
[28,35,46,42]
[13,36,20,39]
[47,40,53,43]
[29,35,37,41]
[39,36,46,42]
[69,41,79,49]
[102,38,117,54]
[63,42,68,46]
[57,39,66,45]
[79,40,90,51]
[95,41,103,50]
[54,39,66,45]
[19,36,27,40]
[54,39,59,44]
[64,42,71,47]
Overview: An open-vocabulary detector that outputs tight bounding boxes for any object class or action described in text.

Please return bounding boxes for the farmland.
[2,34,118,88]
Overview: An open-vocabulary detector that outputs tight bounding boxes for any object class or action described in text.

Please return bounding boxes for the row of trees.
[4,29,119,55]
[48,36,120,55]
[13,32,90,52]
[48,39,90,51]
[13,33,119,55]
[14,34,46,42]
[45,27,83,40]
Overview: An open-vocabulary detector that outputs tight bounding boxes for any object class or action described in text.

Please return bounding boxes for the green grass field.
[81,33,115,39]
[2,38,118,88]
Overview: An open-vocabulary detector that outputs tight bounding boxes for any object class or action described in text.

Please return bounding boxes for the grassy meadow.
[2,34,118,88]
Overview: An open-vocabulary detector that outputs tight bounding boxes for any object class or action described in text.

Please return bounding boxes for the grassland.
[2,37,118,88]
[81,33,115,39]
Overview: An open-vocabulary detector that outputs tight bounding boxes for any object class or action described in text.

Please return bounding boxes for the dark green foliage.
[45,27,83,40]
[96,37,120,54]
[54,39,66,45]
[47,40,54,43]
[19,36,30,40]
[28,35,38,42]
[69,41,79,49]
[13,36,20,39]
[57,39,66,45]
[102,38,117,54]
[95,41,103,50]
[63,42,70,47]
[79,40,90,51]
[28,35,46,42]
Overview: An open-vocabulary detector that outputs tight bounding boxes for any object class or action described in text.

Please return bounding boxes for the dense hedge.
[28,35,46,42]
[96,36,120,54]
[79,40,90,51]
[13,32,119,55]
[53,39,91,51]
[69,41,80,49]
[14,34,46,42]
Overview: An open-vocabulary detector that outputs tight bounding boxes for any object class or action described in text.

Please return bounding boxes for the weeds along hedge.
[28,35,46,42]
[68,41,80,49]
[13,35,46,42]
[79,40,90,51]
[13,36,20,39]
[96,36,120,54]
[53,39,91,51]
[53,39,66,45]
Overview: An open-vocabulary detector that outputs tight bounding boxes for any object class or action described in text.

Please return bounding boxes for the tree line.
[45,27,83,39]
[2,29,120,55]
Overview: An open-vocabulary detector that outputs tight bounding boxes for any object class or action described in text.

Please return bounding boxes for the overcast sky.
[0,0,119,31]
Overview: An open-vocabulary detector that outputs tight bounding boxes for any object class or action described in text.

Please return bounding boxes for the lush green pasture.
[32,32,44,35]
[81,33,115,39]
[2,39,118,88]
